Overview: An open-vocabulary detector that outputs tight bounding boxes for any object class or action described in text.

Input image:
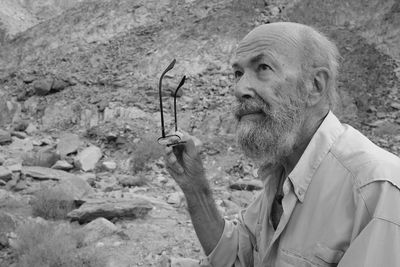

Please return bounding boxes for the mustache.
[234,97,270,119]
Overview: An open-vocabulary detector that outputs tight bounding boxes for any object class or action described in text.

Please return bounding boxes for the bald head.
[235,22,340,109]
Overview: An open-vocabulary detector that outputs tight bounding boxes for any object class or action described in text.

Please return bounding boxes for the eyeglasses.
[157,59,186,147]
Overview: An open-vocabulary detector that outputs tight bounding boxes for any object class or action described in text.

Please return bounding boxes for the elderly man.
[165,22,400,267]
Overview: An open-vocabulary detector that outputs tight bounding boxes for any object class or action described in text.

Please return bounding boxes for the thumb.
[181,137,197,158]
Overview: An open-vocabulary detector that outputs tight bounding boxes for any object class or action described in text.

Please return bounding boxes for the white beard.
[235,95,305,166]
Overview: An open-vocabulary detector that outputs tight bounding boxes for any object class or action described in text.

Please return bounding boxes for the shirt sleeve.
[205,191,265,267]
[338,180,400,266]
[338,218,400,266]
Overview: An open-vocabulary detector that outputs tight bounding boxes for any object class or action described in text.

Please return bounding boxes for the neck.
[280,109,328,175]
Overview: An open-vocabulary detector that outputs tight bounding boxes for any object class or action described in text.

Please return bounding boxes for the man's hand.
[163,132,224,255]
[164,133,208,193]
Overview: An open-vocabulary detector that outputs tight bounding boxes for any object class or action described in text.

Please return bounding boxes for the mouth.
[235,110,264,120]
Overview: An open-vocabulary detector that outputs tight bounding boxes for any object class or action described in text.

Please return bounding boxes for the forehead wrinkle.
[236,29,303,68]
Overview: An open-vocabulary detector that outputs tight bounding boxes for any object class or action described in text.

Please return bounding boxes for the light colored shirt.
[207,111,400,267]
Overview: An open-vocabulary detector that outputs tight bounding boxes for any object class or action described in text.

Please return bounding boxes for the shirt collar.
[288,111,344,202]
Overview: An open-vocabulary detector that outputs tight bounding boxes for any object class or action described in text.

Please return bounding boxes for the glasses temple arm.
[174,75,186,131]
[159,59,176,138]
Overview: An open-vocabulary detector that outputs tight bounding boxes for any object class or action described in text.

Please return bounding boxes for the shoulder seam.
[330,150,373,219]
[374,216,400,227]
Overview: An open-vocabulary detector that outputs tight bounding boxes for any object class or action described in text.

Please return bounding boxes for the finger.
[167,163,184,175]
[165,145,173,155]
[182,138,197,158]
[165,153,184,173]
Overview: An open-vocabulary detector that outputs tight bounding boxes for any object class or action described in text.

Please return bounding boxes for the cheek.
[254,80,283,108]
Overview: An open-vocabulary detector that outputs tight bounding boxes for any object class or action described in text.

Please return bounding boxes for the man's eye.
[234,71,243,79]
[258,64,271,71]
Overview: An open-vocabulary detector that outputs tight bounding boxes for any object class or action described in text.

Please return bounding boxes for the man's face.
[232,37,307,165]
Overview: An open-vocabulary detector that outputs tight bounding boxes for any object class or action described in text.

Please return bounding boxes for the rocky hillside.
[0,0,88,43]
[0,0,399,266]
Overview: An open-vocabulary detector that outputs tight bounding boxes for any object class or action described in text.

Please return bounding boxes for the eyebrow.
[232,52,278,69]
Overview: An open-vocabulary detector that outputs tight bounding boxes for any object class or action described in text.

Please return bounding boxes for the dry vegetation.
[131,136,163,174]
[30,187,76,220]
[13,222,105,267]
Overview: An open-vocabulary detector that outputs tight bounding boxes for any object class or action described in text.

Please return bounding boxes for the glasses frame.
[157,59,186,147]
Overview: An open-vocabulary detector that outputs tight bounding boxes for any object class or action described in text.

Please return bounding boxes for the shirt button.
[297,189,303,196]
[283,184,289,195]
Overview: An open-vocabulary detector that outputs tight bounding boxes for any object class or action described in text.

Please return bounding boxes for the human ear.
[307,67,330,107]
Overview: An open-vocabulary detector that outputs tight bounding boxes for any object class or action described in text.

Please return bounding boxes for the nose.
[234,73,254,100]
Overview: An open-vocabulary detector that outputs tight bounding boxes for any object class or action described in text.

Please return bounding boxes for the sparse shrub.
[30,186,75,220]
[131,136,162,174]
[14,221,105,267]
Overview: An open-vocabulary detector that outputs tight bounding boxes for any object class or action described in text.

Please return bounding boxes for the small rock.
[269,6,280,16]
[0,166,12,182]
[22,74,36,83]
[51,78,69,92]
[105,132,118,142]
[51,160,74,170]
[0,129,12,145]
[5,177,18,191]
[82,217,118,245]
[74,146,102,171]
[102,161,117,171]
[25,123,38,134]
[13,120,29,131]
[40,137,53,145]
[14,179,27,191]
[33,78,53,95]
[97,99,109,112]
[167,192,184,206]
[57,133,81,157]
[78,173,96,185]
[367,105,377,113]
[376,112,386,119]
[11,131,27,139]
[391,102,400,110]
[5,162,22,172]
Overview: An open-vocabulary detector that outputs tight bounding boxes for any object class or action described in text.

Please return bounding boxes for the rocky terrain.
[0,0,399,266]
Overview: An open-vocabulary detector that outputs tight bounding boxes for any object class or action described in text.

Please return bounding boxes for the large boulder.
[53,174,94,201]
[57,133,81,157]
[0,166,12,182]
[22,166,78,181]
[74,146,102,171]
[0,129,12,145]
[67,196,153,223]
[22,151,60,167]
